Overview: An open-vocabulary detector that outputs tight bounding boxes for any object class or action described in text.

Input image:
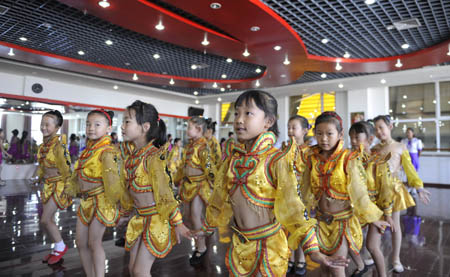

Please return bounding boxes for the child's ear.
[338,130,344,139]
[368,135,374,144]
[142,122,151,133]
[264,116,275,129]
[389,123,394,131]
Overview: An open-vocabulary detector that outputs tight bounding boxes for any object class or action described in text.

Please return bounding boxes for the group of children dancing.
[36,89,430,277]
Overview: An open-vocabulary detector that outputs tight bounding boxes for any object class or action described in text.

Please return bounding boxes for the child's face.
[187,121,203,139]
[121,109,145,142]
[40,115,59,138]
[406,129,414,139]
[349,131,371,151]
[86,113,111,140]
[234,98,272,142]
[374,120,392,141]
[204,128,213,139]
[176,140,182,147]
[288,119,307,141]
[314,122,342,152]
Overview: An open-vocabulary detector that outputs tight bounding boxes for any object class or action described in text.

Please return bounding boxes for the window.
[392,121,436,149]
[439,81,450,117]
[440,120,450,149]
[389,83,435,120]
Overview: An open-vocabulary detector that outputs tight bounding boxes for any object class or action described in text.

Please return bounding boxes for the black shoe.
[115,237,125,247]
[189,249,207,266]
[351,264,369,277]
[294,262,307,276]
[287,261,295,273]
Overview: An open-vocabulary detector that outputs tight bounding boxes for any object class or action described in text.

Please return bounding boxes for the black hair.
[189,116,207,135]
[228,132,234,137]
[406,127,414,133]
[127,100,167,148]
[373,115,391,126]
[220,138,226,144]
[289,115,311,130]
[43,110,63,127]
[12,129,19,136]
[174,138,181,144]
[315,111,343,133]
[0,128,3,135]
[206,118,217,134]
[20,130,28,145]
[110,132,117,138]
[234,90,279,136]
[70,133,77,141]
[88,109,114,126]
[349,121,374,138]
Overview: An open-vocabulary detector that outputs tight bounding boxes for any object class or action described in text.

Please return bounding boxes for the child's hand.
[385,215,395,232]
[190,229,206,239]
[372,220,390,232]
[418,188,431,205]
[309,252,349,268]
[174,224,192,244]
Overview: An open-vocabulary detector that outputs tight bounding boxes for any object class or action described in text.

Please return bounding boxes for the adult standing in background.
[401,128,423,171]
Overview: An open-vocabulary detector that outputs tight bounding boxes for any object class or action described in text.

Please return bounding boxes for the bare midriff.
[129,190,155,208]
[78,178,103,192]
[230,188,274,230]
[43,167,60,180]
[318,194,351,214]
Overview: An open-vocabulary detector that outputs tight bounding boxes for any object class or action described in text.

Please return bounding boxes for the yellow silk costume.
[208,136,222,167]
[177,137,215,203]
[301,141,383,255]
[292,141,310,195]
[66,135,122,227]
[121,142,183,258]
[37,135,72,209]
[222,137,235,161]
[168,145,183,178]
[202,132,319,277]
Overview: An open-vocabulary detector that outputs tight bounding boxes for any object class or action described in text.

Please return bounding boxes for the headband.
[93,109,112,126]
[322,111,343,130]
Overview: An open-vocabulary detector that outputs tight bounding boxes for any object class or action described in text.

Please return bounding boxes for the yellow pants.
[125,205,176,258]
[316,208,362,255]
[179,175,211,203]
[392,179,415,212]
[225,222,290,277]
[41,177,72,210]
[77,186,119,227]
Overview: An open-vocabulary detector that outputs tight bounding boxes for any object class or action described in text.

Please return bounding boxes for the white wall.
[6,114,24,141]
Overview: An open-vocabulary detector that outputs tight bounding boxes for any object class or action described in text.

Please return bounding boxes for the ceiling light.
[210,2,221,9]
[395,58,403,68]
[132,73,138,81]
[105,40,113,45]
[283,54,290,65]
[212,82,218,88]
[77,50,85,56]
[221,74,227,79]
[343,51,350,58]
[153,53,160,59]
[338,83,344,88]
[191,64,198,70]
[364,0,376,4]
[195,99,200,104]
[321,73,327,78]
[274,45,282,51]
[403,95,407,99]
[380,79,386,84]
[402,104,406,108]
[250,26,260,32]
[433,100,436,104]
[255,68,262,73]
[169,78,175,85]
[420,107,424,111]
[447,44,450,56]
[113,85,118,90]
[255,80,260,87]
[226,84,231,88]
[220,88,225,92]
[389,109,393,113]
[335,62,342,71]
[280,74,286,78]
[226,58,232,63]
[155,19,165,31]
[321,38,329,44]
[193,91,199,95]
[218,97,222,102]
[8,48,15,56]
[201,33,210,46]
[242,47,250,57]
[19,37,27,42]
[98,0,110,8]
[401,43,409,49]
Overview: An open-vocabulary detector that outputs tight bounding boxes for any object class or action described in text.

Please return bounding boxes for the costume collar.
[312,140,345,161]
[234,132,276,155]
[189,136,207,146]
[43,135,59,147]
[86,135,111,151]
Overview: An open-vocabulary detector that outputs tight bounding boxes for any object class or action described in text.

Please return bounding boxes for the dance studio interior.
[0,1,449,276]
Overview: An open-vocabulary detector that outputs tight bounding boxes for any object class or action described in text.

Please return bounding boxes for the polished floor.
[0,181,449,276]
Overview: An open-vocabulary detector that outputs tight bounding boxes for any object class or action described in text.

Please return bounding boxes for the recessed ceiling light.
[389,109,393,113]
[221,74,227,79]
[226,84,231,88]
[212,82,218,88]
[113,85,118,90]
[274,45,282,51]
[19,37,27,42]
[403,95,407,99]
[280,74,286,78]
[364,0,376,4]
[8,48,15,56]
[77,50,85,55]
[343,51,350,58]
[201,33,210,46]
[420,107,424,110]
[98,0,110,8]
[255,68,262,73]
[401,104,406,108]
[105,40,113,45]
[255,80,260,87]
[218,97,222,101]
[395,58,403,68]
[321,38,329,44]
[193,91,199,96]
[153,53,160,59]
[132,73,138,81]
[447,44,450,56]
[220,88,225,92]
[169,78,175,85]
[338,83,344,88]
[433,100,436,104]
[226,58,232,63]
[210,2,221,9]
[242,47,250,57]
[195,99,200,104]
[380,79,386,84]
[250,26,260,32]
[321,73,327,78]
[125,62,131,66]
[401,43,409,49]
[335,62,342,71]
[191,64,198,70]
[283,54,290,65]
[155,19,165,31]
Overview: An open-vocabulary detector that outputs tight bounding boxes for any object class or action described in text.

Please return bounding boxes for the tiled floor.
[0,181,449,276]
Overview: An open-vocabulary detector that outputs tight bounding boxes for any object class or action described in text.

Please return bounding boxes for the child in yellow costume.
[205,118,222,167]
[372,115,431,273]
[37,110,72,265]
[120,101,191,276]
[348,121,395,277]
[196,91,348,277]
[175,116,215,265]
[286,115,312,276]
[65,109,122,277]
[167,138,183,186]
[301,112,389,277]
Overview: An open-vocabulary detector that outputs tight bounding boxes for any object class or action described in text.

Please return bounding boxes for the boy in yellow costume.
[205,118,222,167]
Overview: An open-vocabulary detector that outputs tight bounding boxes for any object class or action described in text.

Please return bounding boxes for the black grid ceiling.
[0,0,263,80]
[143,83,240,96]
[262,0,450,59]
[295,71,374,84]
